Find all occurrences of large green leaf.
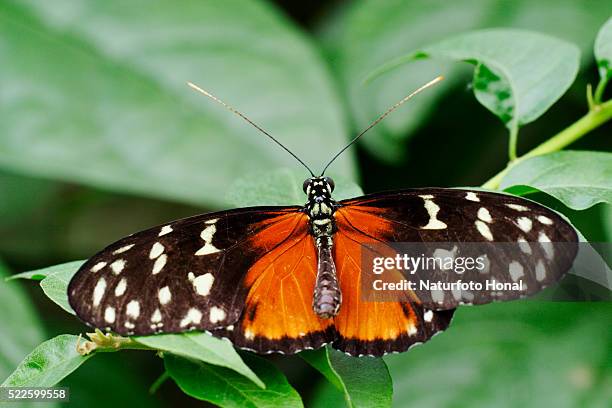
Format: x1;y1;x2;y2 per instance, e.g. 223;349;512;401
165;353;303;408
372;29;579;134
0;0;353;208
0;262;46;383
385;302;612;407
320;0;608;161
1;335;93;387
500;151;612;210
301;348;392;408
595;17;612;80
135;333;264;388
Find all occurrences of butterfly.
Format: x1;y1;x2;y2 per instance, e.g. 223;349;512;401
68;77;578;357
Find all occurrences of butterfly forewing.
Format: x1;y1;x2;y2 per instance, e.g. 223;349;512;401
68;206;304;336
338;188;578;310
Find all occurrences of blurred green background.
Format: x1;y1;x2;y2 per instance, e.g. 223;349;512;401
0;0;610;407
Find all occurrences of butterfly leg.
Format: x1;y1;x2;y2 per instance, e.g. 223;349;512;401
313;236;342;318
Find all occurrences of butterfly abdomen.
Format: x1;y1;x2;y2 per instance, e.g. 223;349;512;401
313;236;342;318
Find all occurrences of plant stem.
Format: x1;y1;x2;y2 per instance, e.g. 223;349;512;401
149;371;170;394
593;75;609;104
482;98;612;189
508;125;519;161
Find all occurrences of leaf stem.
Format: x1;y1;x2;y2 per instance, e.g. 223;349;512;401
149;371;170;394
508;125;519;161
593;75;609;104
482;98;612;189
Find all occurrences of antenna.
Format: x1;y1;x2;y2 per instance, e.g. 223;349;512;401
320;75;444;176
187;82;315;177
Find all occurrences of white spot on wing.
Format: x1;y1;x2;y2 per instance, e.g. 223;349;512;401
478;207;492;223
538;232;554;259
205;218;218;225
466;192;480;202
152;254;167;274
93;278;107;307
149;242;165;259
507;203;529;212
431;289;444;304
209;306;226;323
114;278;127;297
91;262;107;273
195;224;220;255
433;247;457;270
125;321;135;329
537;215;553;225
516;217;533;233
189;273;214;297
126;300;140;319
419;195;447;230
407;322;418;336
158;286;172;305
180;308;203;327
424;310;434;322
509;261;524;281
475;220;494;241
110;259;126;274
479;255;490;274
517;237;532;254
104;306;116;323
535;260;546;281
151;308;162;323
113;244;134;255
159;225;173;236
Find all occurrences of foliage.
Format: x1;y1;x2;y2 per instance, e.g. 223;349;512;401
0;1;610;407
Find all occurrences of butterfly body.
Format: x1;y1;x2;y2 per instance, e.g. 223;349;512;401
303;176;343;319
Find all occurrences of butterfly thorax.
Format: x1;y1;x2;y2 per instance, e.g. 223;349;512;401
303;177;342;319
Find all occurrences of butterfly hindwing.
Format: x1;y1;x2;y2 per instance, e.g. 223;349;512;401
332;219;455;356
337;188;578;310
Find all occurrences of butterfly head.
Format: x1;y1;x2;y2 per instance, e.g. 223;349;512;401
303;176;335;203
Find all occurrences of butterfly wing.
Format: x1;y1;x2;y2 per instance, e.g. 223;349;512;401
211;224;334;354
336;188;578;310
68;206;330;345
332;216;455;356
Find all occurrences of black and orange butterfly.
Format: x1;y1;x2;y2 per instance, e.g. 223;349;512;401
68;77;578;357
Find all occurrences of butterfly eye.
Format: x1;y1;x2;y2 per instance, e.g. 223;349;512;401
303;179;311;193
323;177;335;192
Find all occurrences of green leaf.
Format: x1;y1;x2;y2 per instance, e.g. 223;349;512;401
500;151;612;210
301;348;392;408
165;353;303;408
0;261;46;382
7;260;84;282
135;333;264;388
40;268;78;315
321;0;608;160
386;302;612;407
1;335;93;387
226;168;363;207
595;17;612;80
0;0;353;207
372;29;580;133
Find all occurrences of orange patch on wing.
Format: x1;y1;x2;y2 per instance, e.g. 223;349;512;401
242;214;332;340
333;208;419;341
